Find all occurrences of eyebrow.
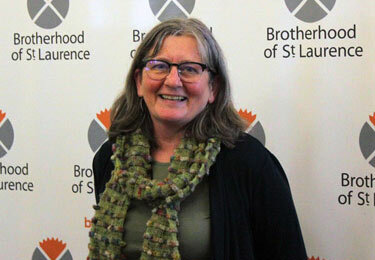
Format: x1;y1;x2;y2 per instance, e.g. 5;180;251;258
147;58;203;64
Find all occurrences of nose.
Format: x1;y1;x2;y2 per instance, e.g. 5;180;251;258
164;66;182;86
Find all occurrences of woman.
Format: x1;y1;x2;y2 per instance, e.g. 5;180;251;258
88;18;307;260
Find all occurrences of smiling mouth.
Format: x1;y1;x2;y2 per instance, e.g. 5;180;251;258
160;94;187;101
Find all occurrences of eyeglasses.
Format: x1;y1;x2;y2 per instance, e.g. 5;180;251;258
143;59;209;83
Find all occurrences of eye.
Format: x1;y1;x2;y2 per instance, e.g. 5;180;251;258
147;60;169;71
179;63;201;75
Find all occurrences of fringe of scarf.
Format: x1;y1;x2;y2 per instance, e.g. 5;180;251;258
88;130;221;259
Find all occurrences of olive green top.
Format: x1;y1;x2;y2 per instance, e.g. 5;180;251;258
123;161;210;260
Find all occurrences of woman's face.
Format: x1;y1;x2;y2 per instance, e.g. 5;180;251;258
135;35;215;131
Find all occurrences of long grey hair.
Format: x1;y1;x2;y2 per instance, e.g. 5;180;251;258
108;18;246;148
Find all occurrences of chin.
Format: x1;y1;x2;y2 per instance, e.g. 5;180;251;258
154;116;189;127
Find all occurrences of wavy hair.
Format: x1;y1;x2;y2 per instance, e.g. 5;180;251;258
108;18;246;148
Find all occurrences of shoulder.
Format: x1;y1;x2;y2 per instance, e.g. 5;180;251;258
216;133;288;184
93;140;113;165
219;133;270;170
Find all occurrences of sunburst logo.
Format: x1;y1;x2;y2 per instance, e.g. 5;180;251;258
370;112;375;126
0;110;6;123
359;112;375;168
32;237;73;260
88;109;111;152
0;109;15;158
238;109;266;146
308;257;327;260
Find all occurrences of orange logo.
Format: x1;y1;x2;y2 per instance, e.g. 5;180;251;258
39;238;66;260
88;108;111;152
96;108;111;130
308;257;327;260
237;108;266;146
238;108;256;128
359;112;375;168
0;110;6;124
32;237;72;260
369;112;375;127
0;109;14;158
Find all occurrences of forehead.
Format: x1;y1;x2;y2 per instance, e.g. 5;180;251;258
150;35;203;62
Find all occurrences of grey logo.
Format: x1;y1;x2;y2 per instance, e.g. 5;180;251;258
285;0;336;23
248;121;266;146
32;248;72;260
149;0;195;22
359;113;375;168
0;110;14;159
238;109;266;146
32;238;73;260
27;0;69;29
88;109;110;153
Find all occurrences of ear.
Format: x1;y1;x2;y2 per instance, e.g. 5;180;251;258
208;75;219;104
134;69;143;97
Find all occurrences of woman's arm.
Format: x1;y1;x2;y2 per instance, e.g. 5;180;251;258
250;150;307;259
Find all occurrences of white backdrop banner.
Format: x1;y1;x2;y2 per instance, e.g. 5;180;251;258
1;1;374;259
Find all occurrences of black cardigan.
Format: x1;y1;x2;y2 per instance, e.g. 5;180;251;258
93;134;307;260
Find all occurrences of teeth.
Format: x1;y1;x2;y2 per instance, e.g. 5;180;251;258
160;95;186;101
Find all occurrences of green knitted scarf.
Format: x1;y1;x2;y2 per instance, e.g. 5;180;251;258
88;130;221;260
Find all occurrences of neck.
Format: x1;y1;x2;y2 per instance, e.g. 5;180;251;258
152;122;185;163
